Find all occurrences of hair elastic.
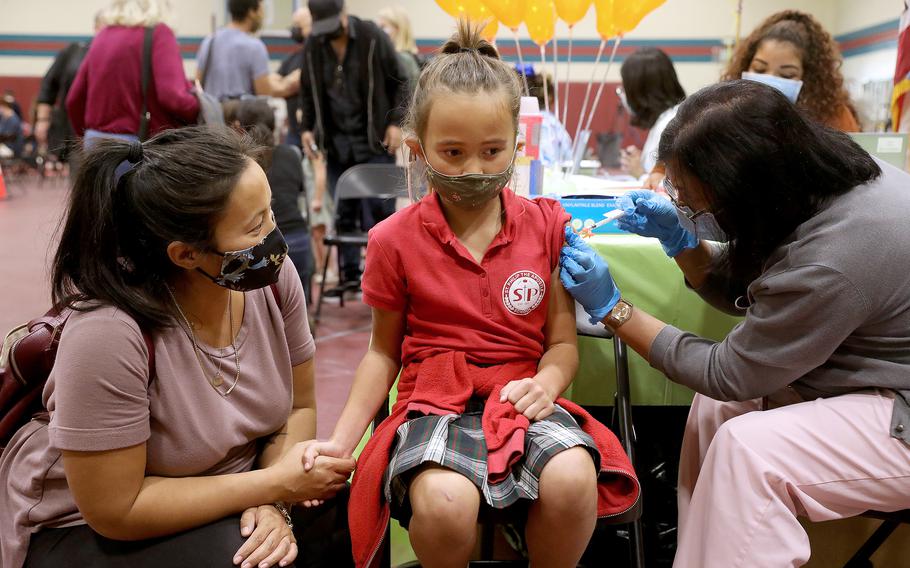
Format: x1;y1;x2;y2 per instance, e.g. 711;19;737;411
114;140;145;189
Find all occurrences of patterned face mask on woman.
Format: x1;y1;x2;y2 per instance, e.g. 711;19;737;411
197;225;289;291
420;143;517;210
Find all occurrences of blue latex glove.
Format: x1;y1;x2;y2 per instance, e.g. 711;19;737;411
560;227;621;324
616;189;698;257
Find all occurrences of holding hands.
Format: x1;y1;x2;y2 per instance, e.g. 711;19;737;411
269;441;354;508
616;189;698;257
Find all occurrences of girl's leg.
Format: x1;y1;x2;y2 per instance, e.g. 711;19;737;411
677;394;762;540
407;464;481;568
526;446;597;568
675;390;910;568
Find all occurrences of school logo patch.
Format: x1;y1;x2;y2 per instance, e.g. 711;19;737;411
502;270;546;316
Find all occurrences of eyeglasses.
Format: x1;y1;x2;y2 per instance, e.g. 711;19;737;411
662;177;708;221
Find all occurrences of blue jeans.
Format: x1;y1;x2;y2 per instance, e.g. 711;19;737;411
284;228;314;305
83;129;138;149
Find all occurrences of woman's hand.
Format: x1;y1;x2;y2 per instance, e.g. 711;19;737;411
500;378;555;421
268;442;354;505
233;505;296;568
311;196;323;213
560;227;621;324
616;190;698;257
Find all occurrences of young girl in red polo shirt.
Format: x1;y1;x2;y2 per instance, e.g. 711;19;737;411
302;21;638;568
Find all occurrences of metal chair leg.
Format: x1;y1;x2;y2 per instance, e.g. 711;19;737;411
844;519;900;568
613;337;645;568
314;243;333;326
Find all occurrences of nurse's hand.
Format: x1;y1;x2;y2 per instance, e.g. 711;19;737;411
560;227;621;324
616;189;698;258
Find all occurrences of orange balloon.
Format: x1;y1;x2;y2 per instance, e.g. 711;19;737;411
435;0;460;17
594;0;617;39
525;0;556;46
555;0;592;26
614;0;665;34
483;0;527;30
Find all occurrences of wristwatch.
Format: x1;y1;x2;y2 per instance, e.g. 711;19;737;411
604;299;634;331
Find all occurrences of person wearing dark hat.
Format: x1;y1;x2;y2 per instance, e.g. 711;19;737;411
300;0;408;296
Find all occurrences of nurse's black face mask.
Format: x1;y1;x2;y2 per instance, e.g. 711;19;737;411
197;226;289;291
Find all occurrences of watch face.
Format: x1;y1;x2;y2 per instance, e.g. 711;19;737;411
615;302;631;319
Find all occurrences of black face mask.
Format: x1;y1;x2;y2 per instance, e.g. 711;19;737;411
290;25;305;44
197;226;288;291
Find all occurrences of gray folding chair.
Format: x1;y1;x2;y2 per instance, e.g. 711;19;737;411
313;163;406;327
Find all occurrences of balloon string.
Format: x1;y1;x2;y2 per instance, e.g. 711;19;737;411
551;34;560;125
562;28;573;134
569;38;607;171
540;43;549;114
582;35;622;135
570;35;622;177
513;30;530;97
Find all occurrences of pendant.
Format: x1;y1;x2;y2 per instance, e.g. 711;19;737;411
212;373;224;387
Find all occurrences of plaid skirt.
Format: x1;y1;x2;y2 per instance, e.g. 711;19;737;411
383;399;600;527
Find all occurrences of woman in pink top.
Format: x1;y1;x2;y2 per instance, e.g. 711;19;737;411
0;126;354;568
66;0;199;143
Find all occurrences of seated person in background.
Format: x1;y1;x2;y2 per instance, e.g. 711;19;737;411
0;126;353;568
618;47;685;190
234;99;316;304
0;96;24;158
526;69;573;170
301;21;639;568
724;10;860;132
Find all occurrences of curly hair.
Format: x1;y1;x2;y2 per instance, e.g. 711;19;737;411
722;10;853;126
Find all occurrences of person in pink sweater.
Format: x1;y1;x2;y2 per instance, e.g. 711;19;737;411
66;0;199;145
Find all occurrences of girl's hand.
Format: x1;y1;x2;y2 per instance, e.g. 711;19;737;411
500;378;555;421
311;196;323;213
234;505;297;568
300;439;351;471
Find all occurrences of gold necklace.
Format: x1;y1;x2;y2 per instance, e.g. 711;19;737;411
167;287;241;396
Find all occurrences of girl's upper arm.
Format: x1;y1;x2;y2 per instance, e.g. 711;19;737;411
368;307;406;367
544;266;578;350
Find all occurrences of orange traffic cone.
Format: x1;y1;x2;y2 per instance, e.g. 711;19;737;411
0;164;7;201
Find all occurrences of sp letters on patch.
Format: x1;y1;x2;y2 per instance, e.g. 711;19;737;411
502;270;546;316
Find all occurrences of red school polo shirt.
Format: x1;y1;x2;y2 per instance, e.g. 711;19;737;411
362;188;570;366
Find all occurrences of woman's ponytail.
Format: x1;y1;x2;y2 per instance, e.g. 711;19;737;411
52;125;266;331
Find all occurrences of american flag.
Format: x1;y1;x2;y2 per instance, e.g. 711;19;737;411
892;0;910;130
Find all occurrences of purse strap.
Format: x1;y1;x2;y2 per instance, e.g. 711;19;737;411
201;31;217;90
138;26;154;141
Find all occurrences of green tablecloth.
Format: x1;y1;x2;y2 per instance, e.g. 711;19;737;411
566;234;743;406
